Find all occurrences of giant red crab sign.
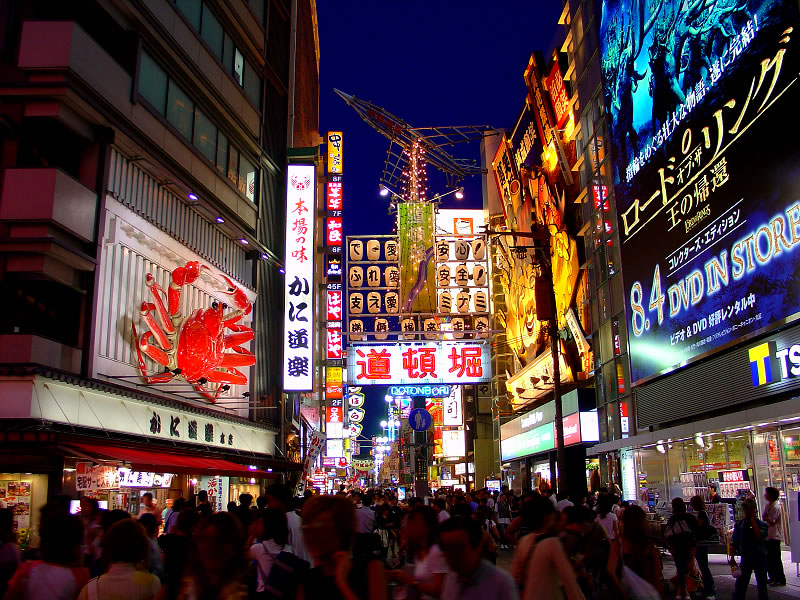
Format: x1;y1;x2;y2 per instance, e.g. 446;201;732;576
131;261;255;402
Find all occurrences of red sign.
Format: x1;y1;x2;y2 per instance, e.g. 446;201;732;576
327;328;343;359
720;470;746;483
545;60;570;128
326;383;343;399
524;52;555;150
327;290;342;321
326;406;343;424
326;179;343;210
562;413;582;446
326;217;343;246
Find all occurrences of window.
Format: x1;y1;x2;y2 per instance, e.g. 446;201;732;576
138;52;167;114
200;4;224;60
238;155;256;202
244;61;262;107
216;132;228;173
193;108;217;162
223;33;234;72
227;145;239;185
167;80;194;139
248;0;266;26
176;0;202;29
233;48;244;86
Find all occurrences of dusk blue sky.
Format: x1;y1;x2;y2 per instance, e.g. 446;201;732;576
317;0;563;440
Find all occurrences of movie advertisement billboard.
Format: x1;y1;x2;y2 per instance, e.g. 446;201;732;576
599;0;800;384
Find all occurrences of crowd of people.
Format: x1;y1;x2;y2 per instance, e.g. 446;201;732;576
0;482;787;599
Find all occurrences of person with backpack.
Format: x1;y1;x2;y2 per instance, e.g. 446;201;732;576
250;508;309;599
689;495;717;599
664;498;699;600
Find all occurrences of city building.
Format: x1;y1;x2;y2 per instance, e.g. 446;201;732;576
0;0;317;534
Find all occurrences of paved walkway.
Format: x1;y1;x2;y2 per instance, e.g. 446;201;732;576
496;547;799;599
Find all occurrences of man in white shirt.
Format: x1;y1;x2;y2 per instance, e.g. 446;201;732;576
265;483;310;563
433;498;450;523
353;492;376;533
763;486;786;587
554;493;574;512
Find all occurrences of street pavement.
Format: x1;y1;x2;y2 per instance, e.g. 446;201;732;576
496;547;799;599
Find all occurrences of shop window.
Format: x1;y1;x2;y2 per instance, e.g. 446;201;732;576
200;3;224;60
166;80;194;140
598;282;610;323
267;2;290;83
665;441;687;502
598;320;613;365
193;108;217;163
176;0;202;29
138;52;167;114
609;274;624;318
593;246;608;285
216;132;228;173
637;445;668;508
781;426;800;496
606;241;621;277
615;357;630;396
602;361;618;403
611;314;625;356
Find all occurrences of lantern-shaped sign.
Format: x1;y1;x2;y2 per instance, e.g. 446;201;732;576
454;240;470;261
384;240;399;262
436;240;450;261
349;408;365;423
472;238;486;260
349;266;363;288
349;240;363;261
437;265;450;287
349;319;364;341
474;290;488;313
349;293;363;314
474;315;490;338
438;291;452;314
366;265;381;287
451;317;465;339
454;264;470;286
473;264;487;286
385;266;400;288
366;240;380;261
349;423;363;438
401;318;416;340
348;389;365;407
456;291;471;314
367;291;381;314
423;318;438;340
374;318;389;341
385;291;400;314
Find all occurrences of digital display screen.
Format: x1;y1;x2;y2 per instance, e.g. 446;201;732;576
599;0;800;384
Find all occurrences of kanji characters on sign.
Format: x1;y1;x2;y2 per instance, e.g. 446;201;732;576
348;343;490;384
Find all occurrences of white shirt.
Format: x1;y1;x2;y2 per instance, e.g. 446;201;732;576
411;544;449;600
555;499;574;512
763;500;784;542
596;512;618;540
355;504;376;533
437;510;450;523
251;540;291;592
286;510;310;563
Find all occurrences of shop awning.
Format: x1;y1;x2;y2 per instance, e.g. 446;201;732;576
62;442;278;479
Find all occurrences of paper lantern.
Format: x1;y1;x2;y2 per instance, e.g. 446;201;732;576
454;264;470;286
349;293;363;314
384;240;399;262
367;291;381;314
437;264;450;287
438;291;452;313
474;290;488;313
349;240;363;261
454;240;469;261
401;318;416;340
423;318;438;340
348;266;363;288
473;264;487;286
474;316;489;339
472;238;486;260
451;317;465;339
385;292;400;314
349;319;364;341
436;240;450;261
385;266;400;288
366;240;380;261
374;318;389;341
456;291;470;314
366;265;381;287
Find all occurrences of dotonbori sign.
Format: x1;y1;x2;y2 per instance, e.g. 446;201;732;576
283;163;315;391
388;385;452;397
346;342;491;385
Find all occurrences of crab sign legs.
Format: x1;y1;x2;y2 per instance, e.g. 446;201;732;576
131;261;256;402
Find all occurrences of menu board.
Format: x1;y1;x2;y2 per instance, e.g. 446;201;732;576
0;480;31;533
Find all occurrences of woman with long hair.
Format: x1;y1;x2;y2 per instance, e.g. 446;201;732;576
689;495;716;599
595;495;619;541
607;504;664;599
298;495;386;600
175;512;248;600
665;498;699;600
387;505;447;600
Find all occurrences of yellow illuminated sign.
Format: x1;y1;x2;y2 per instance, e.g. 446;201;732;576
327;131;343;174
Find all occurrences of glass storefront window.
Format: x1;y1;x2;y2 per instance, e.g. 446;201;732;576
637;445;667;509
666;441;687;502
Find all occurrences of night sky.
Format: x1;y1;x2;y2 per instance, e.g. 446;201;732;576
317;0;564;440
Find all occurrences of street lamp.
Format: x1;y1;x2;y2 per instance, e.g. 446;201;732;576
379;185;390;197
380;420;388;428
455;187;465;199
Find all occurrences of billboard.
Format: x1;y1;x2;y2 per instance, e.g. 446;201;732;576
327;132;342;174
346;342;491;385
283;164;315;391
599;0;800;384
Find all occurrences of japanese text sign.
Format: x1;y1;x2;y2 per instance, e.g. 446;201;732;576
326;176;343;210
326;406;344;439
327;327;343;359
545;59;570;128
524;52;555;149
283;164;315;391
327;131;343;174
599;0;800;384
346;342;491;385
326;217;343;246
327;290;342;321
442;387;463;426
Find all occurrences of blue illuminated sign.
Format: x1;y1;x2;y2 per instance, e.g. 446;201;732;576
388;385;451;398
599;0;800;384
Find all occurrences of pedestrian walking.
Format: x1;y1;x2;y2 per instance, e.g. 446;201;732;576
762;487;786;587
606;504;664;600
250;507;309;598
664;497;699;600
689;495;717;599
496;494;512;548
0;509;21;597
729;498;769;600
595;495;619;541
138;493;162;529
386;504;447;600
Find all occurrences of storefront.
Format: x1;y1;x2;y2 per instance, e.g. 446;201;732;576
592;322;800;542
500;389;599;495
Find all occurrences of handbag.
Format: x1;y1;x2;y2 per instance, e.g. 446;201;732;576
619;544;660;600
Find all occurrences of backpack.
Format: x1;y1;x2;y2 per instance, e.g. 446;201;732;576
261;550;310;599
664;516;696;548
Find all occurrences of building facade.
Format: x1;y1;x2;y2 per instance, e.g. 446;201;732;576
0;0;317;537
